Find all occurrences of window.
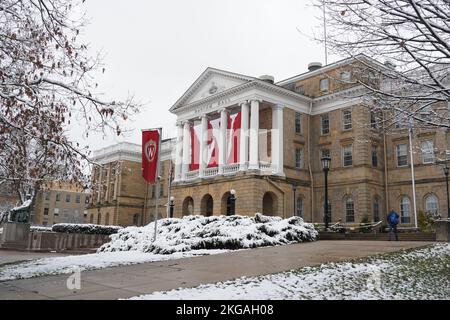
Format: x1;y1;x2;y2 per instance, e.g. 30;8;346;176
54;208;59;216
343;145;353;167
320;114;329;135
320;78;329;92
370;112;377;129
151;186;155;199
396;144;408;167
43;208;49;216
372;145;378;167
76;194;81;203
345;197;355;222
295;84;305;94
45;192;50;201
421;140;434;164
159;183;164;197
296;197;304;217
105;212;110;226
97;212;101;224
342;109;352;130
373;198;380;221
295;148;303;169
340;71;351;81
400;196;411;223
295;112;302;133
425;194;438;216
56;193;61;201
89;215;94;224
65;194;71;203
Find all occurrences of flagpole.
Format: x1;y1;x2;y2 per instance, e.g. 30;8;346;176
408;118;418;228
153;127;162;241
166;159;172;218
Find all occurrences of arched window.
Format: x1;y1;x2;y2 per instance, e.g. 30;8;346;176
97;212;101;225
373;197;380;221
345;196;354;222
296;197;304;217
89;214;94;224
400;196;411;223
425;194;438;216
105;212;110;226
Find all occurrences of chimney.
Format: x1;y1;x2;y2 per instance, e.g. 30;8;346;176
308;62;322;72
259;75;275;84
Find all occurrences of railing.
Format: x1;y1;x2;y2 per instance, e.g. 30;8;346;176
203;167;219;178
185;170;199;180
222;163;240;175
259;161;272;172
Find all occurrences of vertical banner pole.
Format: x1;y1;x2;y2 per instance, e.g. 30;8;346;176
166;159;172;218
153;128;162;241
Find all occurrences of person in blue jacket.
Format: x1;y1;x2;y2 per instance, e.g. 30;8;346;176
387;208;399;241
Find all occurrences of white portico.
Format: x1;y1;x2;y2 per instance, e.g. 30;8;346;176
170;68;311;183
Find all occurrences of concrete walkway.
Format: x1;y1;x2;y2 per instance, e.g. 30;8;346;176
0;240;433;300
0;250;72;266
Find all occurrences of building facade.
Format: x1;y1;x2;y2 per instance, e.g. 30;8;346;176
88;57;449;227
33;181;88;226
87;140;174;226
169;57;450;225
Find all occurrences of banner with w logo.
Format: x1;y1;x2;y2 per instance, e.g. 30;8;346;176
142;129;160;183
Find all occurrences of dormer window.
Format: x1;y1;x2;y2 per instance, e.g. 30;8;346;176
295;84;305;94
340;71;351;82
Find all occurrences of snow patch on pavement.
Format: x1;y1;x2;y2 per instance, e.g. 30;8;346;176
131;244;450;300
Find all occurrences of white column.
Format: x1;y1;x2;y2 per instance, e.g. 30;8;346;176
248;99;260;170
272;105;284;176
199;114;209;178
181;121;191;180
239;101;249;171
218;108;228;174
174;121;183;181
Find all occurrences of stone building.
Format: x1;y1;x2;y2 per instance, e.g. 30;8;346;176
169;56;449;226
33;181;88;226
86;140;174;226
88;56;449;227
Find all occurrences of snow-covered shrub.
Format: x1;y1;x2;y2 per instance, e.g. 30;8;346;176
52;223;122;235
30;226;53;232
98;213;318;254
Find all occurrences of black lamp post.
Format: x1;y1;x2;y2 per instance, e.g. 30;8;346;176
292;184;297;216
321;156;331;230
169;196;175;218
229;189;236;216
444;164;450;219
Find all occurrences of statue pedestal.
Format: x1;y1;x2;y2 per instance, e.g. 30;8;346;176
0;222;30;250
435;220;450;242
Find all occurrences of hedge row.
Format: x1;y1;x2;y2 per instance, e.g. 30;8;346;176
52;223;122;235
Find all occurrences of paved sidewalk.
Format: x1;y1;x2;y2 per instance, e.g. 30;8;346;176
0;240;433;300
0;250;71;266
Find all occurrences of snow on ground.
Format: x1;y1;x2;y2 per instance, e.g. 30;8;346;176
98;213;318;254
131;244;450;300
0;249;228;282
0;213;316;281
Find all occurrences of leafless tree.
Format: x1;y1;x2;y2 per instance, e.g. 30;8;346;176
0;0;140;207
314;0;450;131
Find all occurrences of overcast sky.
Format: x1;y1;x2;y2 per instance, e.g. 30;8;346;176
73;0;340;151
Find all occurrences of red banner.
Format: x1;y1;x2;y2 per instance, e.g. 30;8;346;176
142;129;160;183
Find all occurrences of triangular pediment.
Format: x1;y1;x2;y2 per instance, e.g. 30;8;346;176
170;68;255;112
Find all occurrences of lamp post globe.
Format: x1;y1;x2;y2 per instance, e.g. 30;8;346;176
321;156;331;230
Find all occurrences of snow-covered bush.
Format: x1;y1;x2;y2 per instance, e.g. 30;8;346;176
98;213;318;254
30;226;53;232
52;223;122;235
